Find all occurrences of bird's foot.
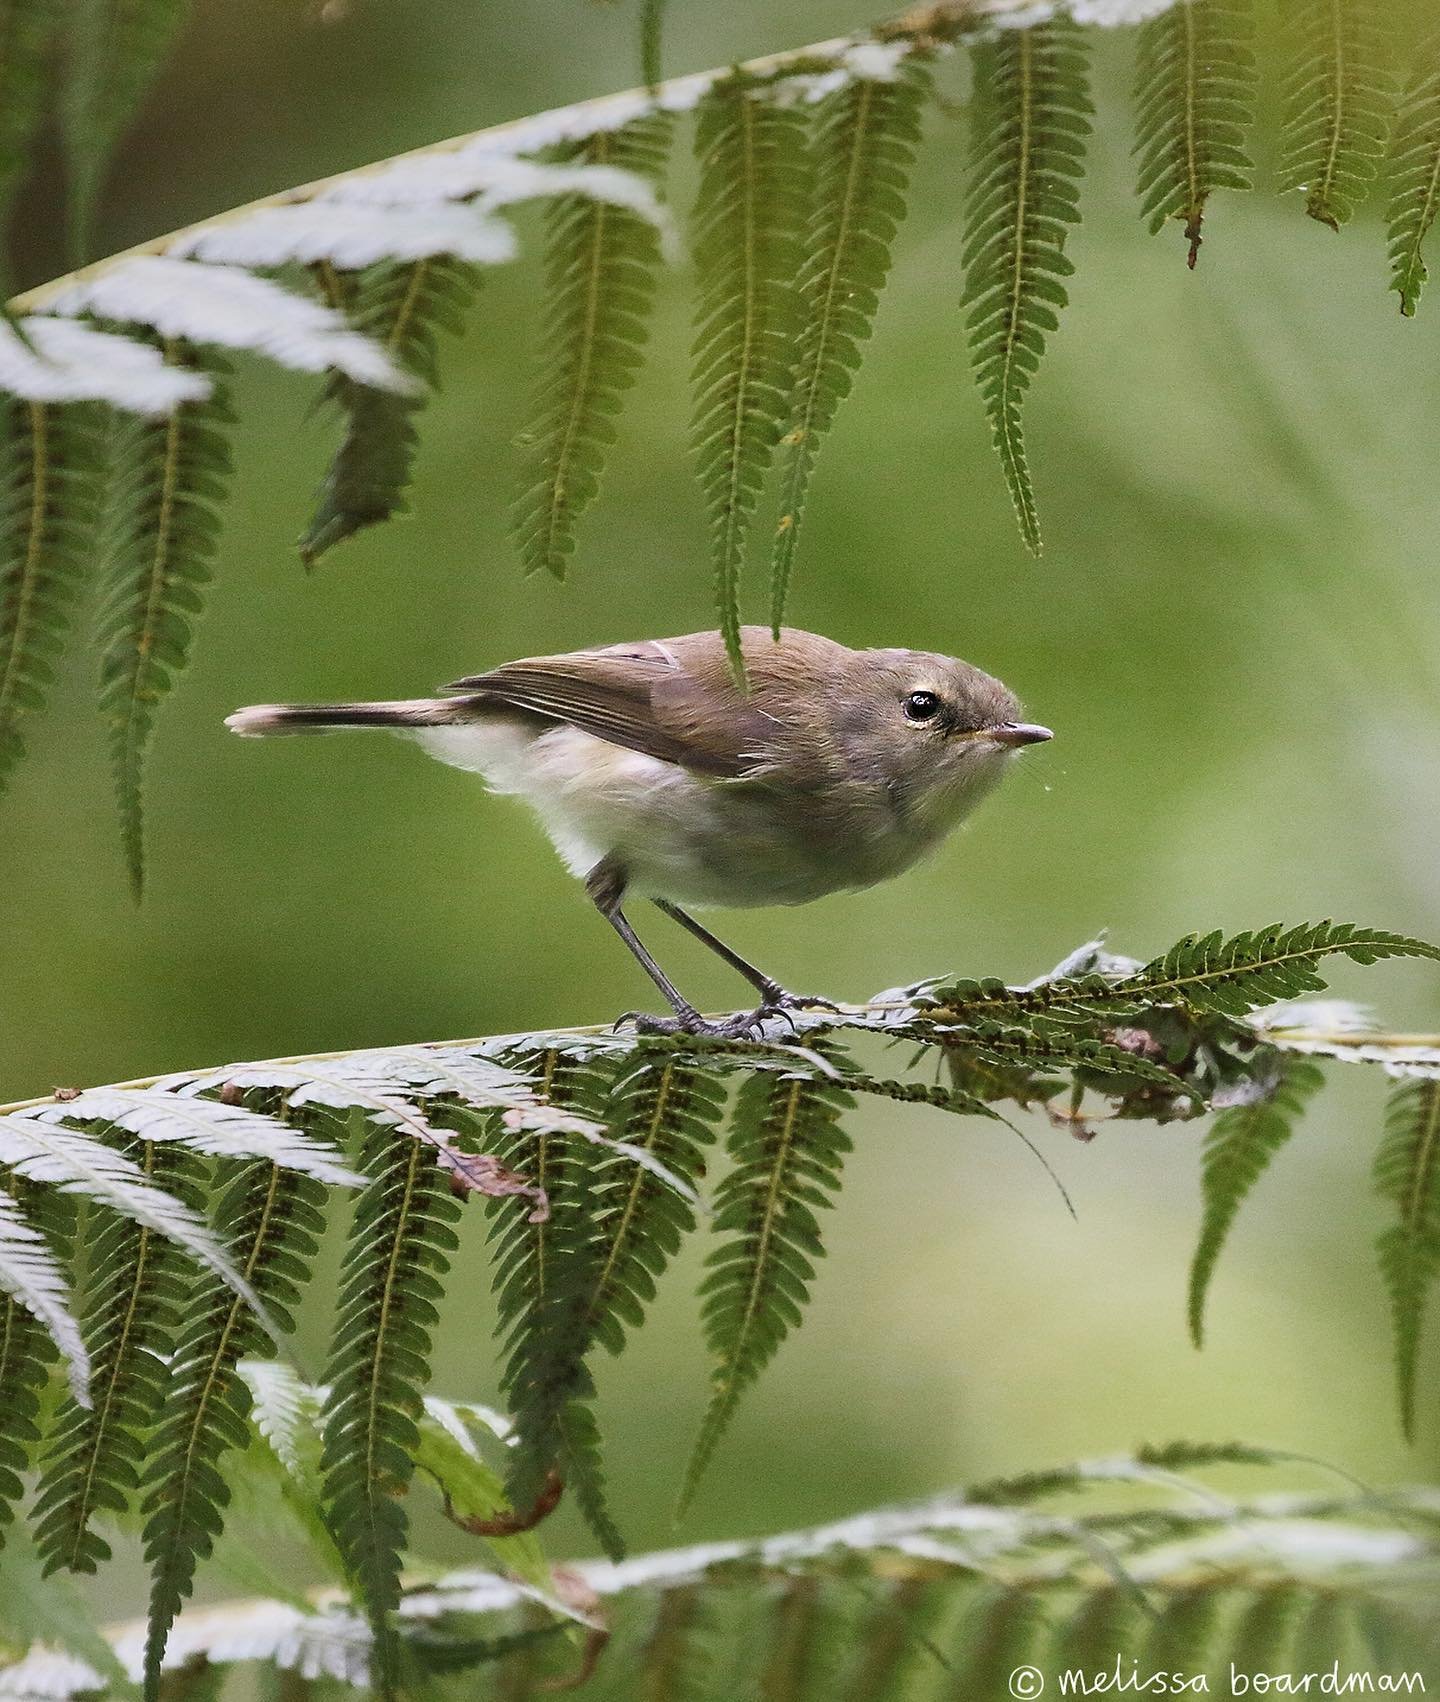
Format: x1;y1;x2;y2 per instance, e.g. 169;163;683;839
758;983;841;1018
617;1004;779;1041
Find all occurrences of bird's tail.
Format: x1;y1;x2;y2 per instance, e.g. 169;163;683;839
225;696;484;737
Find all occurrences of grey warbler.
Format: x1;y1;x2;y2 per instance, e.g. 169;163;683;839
227;626;1051;1037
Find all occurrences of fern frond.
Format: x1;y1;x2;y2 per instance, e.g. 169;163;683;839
0;1183;73;1547
1385;34;1440;315
510;115;672;581
0;0;57;240
953;1585;1048;1697
299;257;480;566
683;1066;854;1509
94;344;232;897
962;19;1092;556
1133;0;1256;267
319;1115;463;1694
485;1047;623;1552
1279;0;1396;231
1373;1076;1440;1439
140;1161;326;1702
62;0;191;262
0;1183;83;1403
771;60;929;631
0;400;100;797
581;1056;724;1359
1188;1060;1323;1348
32;1141;203;1575
690;78;808;677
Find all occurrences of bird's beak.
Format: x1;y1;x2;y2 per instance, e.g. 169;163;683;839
989;722;1053;747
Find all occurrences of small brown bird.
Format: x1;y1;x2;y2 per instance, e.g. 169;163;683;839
227;627;1051;1036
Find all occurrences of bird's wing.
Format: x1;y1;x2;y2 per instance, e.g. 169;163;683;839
446;636;779;778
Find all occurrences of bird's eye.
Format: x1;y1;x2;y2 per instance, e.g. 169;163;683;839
903;690;942;724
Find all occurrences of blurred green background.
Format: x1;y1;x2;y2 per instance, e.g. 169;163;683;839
2;0;1438;1614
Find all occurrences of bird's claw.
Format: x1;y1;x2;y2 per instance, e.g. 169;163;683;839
619;1007;777;1041
760;987;841;1017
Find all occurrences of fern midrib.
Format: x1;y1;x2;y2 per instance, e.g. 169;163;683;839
114;379;185;778
541;140;613;567
1400;1081;1440;1240
1315;0;1349;216
997;30;1036;473
359;1133;424;1579
64;1164;161;1566
153;1164;282;1598
714;94;765;600
784;79;874;496
1116;935;1410;1003
1181;0;1201;234
721;1077;804;1397
384;259;430;359
0;402;49;723
587;1063;676;1323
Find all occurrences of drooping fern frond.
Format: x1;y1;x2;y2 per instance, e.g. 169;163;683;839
300;258;481;566
1133;0;1256;267
61;0;192;262
0;399;100;798
140;1160;327;1702
962;18;1093;556
690;77;808;677
94;343;233;897
771;54;929;632
1188;1059;1324;1347
683;1064;854;1509
31;1141;203;1576
319;1114;464;1695
1279;0;1396;231
1385;33;1440;315
510;115;673;581
1373;1076;1440;1440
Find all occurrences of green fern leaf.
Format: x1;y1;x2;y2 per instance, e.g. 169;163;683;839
1188;1060;1324;1348
1372;1076;1440;1439
952;1585;1048;1699
962;19;1092;557
683;1065;854;1509
1279;0;1396;231
691;77;809;678
582;1056;724;1358
771;60;929;633
1054;1586;1149;1680
1385;34;1440;314
1142;1586;1230;1679
299;257;479;565
140;1161;326;1702
32;1140;203;1575
0;0;58;242
94;346;232;898
0;400;100;799
1133;0;1256;267
319;1115;463;1693
0;1182;74;1548
510;115;672;581
485;1046;624;1553
62;0;192;262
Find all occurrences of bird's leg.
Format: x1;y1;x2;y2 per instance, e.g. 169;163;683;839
588;862;770;1038
653;900;839;1017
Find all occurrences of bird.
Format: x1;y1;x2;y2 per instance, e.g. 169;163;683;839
226;626;1051;1037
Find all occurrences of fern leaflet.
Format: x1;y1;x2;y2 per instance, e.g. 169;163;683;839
300;257;479;565
690;77;808;678
140;1160;325;1702
683;1065;853;1509
1279;0;1395;230
1133;0;1256;267
33;1140;203;1575
510;115;672;581
0;400;100;798
61;0;191;262
319;1114;463;1694
771;60;929;632
962;19;1092;557
1188;1061;1323;1348
94;345;232;897
1372;1076;1440;1439
1385;34;1440;315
